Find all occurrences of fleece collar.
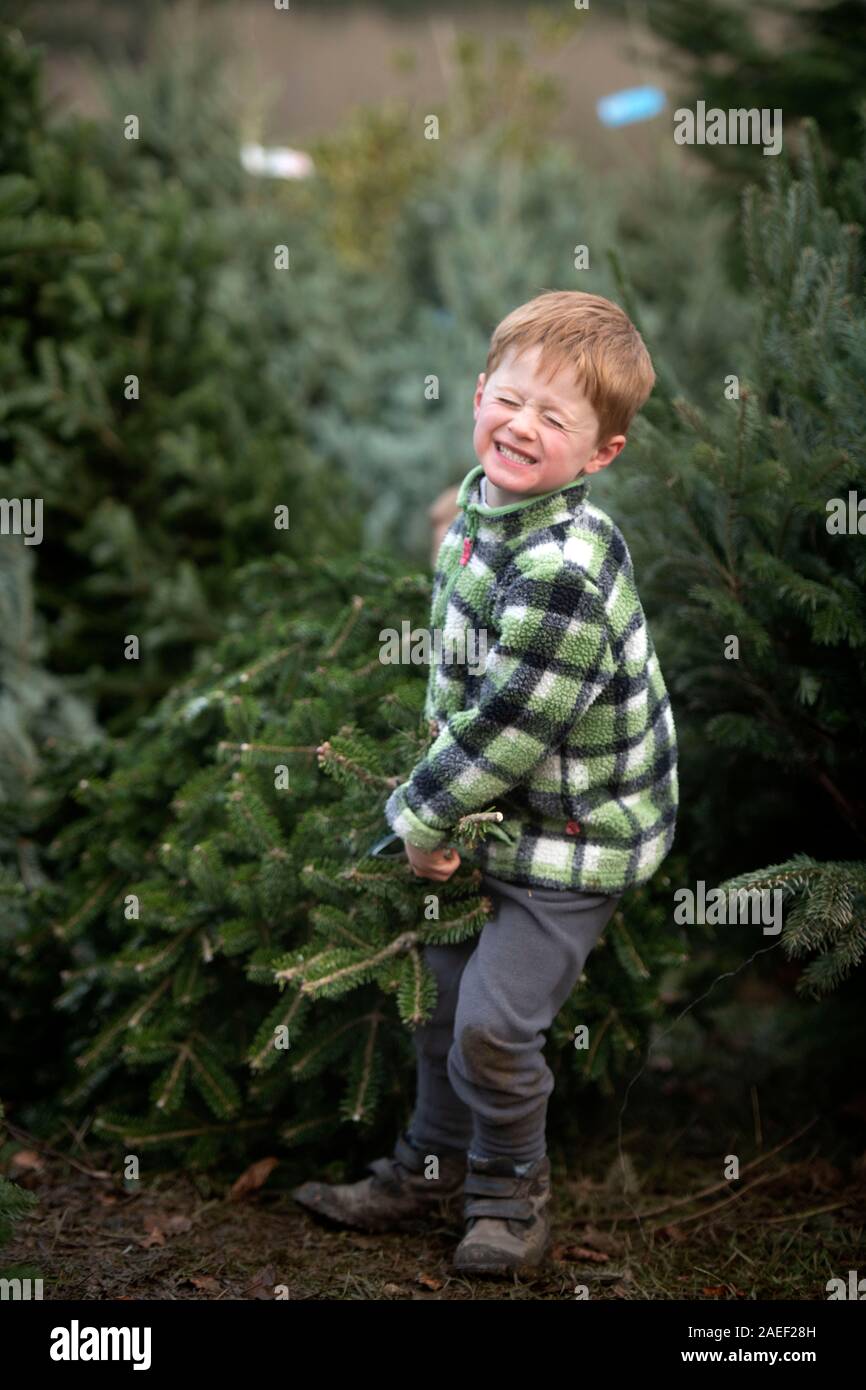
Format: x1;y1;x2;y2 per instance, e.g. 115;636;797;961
456;464;591;555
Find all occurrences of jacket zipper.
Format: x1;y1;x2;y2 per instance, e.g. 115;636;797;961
438;507;480;613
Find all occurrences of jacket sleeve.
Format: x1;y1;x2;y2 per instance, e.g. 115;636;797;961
383;560;617;851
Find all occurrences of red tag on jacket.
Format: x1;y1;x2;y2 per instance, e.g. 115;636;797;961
460;537;473;566
565;820;581;836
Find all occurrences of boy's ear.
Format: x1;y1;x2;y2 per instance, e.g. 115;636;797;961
584;434;626;473
473;372;487;415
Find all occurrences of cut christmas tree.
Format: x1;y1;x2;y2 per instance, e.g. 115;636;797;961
23;552;689;1176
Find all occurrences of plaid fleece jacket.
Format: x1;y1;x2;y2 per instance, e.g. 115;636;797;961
384;464;678;893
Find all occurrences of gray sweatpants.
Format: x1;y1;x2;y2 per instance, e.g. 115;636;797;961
407;871;620;1166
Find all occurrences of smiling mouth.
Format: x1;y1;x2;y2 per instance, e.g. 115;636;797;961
494;441;538;466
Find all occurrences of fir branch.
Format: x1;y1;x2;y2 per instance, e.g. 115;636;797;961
52;872;123;940
324;594;365;660
316;740;400;789
75;977;173;1070
247;992;306;1072
154;1042;191;1112
217;741;318;756
93;1118;268;1146
299;930;420;994
346;1010;384;1122
289;1014;380;1079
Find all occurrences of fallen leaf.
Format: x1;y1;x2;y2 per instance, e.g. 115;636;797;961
10;1150;46;1173
230;1157;279;1201
576;1225;622;1254
140;1225;166;1249
416;1272;443;1290
189;1275;221;1294
139;1212;191;1247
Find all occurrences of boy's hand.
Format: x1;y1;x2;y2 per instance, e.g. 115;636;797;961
404;840;462;882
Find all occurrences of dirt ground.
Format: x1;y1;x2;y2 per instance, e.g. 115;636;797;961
5;1105;865;1301
6;969;865;1300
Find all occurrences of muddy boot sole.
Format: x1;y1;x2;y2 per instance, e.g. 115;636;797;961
291;1177;463;1234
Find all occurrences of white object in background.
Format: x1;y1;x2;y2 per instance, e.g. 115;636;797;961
240;142;315;179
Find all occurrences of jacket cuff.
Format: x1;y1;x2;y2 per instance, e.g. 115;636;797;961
384;783;451;853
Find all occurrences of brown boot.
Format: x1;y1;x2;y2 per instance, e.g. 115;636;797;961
452;1152;552;1277
291;1130;468;1233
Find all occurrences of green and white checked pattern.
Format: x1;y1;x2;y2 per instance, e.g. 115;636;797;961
384;464;679;893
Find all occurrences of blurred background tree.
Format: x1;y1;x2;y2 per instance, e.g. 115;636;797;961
645;0;866;181
0;24;353;732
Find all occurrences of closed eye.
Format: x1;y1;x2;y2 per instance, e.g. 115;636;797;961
497;395;565;429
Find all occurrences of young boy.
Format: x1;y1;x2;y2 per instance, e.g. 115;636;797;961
292;290;678;1277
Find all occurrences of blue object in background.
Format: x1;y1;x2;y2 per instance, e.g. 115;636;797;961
597;85;666;128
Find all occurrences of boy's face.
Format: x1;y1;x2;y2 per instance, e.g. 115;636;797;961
472;344;626;506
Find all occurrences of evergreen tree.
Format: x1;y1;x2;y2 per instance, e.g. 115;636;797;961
720;854;866;998
645;0;866;184
21;552;688;1173
0;23;353;730
0;21;356;1097
606;115;866;984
